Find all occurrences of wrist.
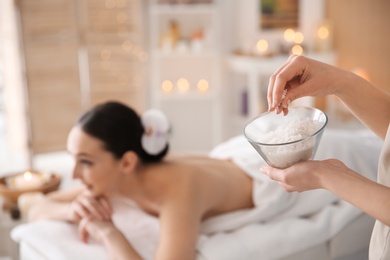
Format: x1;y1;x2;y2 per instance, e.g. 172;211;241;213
315;159;349;192
315;167;331;190
100;223;121;243
333;68;364;98
66;204;77;222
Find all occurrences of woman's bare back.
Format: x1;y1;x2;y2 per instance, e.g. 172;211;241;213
139;155;254;220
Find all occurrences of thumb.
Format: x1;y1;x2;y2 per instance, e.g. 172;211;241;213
260;165;285;183
261;166;295;192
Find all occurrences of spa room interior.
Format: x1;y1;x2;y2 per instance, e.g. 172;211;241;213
0;0;389;259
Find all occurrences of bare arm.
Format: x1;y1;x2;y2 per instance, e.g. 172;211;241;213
268;55;390;139
78;218;143;260
334;71;390;139
155;193;201;260
27;186;83;222
28;185;112;223
263;55;390;227
78;188;202;260
320;160;390;226
261;159;390;226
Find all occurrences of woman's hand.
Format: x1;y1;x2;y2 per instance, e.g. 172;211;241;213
78;217;117;244
69;191;113;223
267;55;349;114
260;159;349;192
78;217;143;259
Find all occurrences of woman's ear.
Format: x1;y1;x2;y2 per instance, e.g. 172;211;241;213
120;151;139;174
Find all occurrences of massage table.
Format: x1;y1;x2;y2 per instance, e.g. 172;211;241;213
11;127;383;260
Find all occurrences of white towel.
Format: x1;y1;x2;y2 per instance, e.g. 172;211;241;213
201;135;338;234
11;195;358;260
196;200;362;260
12;198;159;260
11;129;384;260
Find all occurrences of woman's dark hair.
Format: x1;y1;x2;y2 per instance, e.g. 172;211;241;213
76;101;168;163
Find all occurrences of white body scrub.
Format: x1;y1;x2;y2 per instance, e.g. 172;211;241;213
258;118;321;168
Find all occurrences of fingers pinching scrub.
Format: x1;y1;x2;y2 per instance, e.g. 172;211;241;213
244;106;328;169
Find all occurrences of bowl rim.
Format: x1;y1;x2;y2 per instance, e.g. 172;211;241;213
243;106;328;146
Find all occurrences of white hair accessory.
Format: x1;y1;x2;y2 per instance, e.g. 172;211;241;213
141;109;170;155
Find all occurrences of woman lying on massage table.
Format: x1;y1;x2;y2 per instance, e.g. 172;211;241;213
27;101;254;260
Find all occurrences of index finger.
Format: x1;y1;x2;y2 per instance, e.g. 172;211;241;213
269;55;306;112
267;55;296;111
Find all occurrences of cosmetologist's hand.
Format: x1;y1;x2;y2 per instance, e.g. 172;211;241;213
260;159;349;192
267;55;349;114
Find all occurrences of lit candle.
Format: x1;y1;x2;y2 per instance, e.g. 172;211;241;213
315;20;332;53
161;80;173;93
291;44;303;55
293;32;304;44
255;39;269;56
11;171;45;190
177;78;189;92
284;29;295;43
197;79;209;92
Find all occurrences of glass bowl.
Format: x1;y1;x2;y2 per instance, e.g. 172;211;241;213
244;106;328;169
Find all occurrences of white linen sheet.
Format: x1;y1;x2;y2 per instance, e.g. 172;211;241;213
11;128;384;260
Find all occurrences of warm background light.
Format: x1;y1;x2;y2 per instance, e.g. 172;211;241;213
161;80;173;92
256;39;268;53
284;29;295;43
293;32;304;44
24;171;32;181
291;45;303;55
100;49;111;60
177;78;189;92
197;79;209;92
116;12;127;23
317;26;330;39
138;51;149;62
122;40;133;51
352;67;370;81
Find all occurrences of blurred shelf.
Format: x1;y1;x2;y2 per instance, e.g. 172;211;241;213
148;0;223;152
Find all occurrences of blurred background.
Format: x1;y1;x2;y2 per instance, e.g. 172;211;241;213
0;0;389;174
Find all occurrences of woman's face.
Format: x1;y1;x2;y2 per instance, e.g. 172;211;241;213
67;126;121;197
